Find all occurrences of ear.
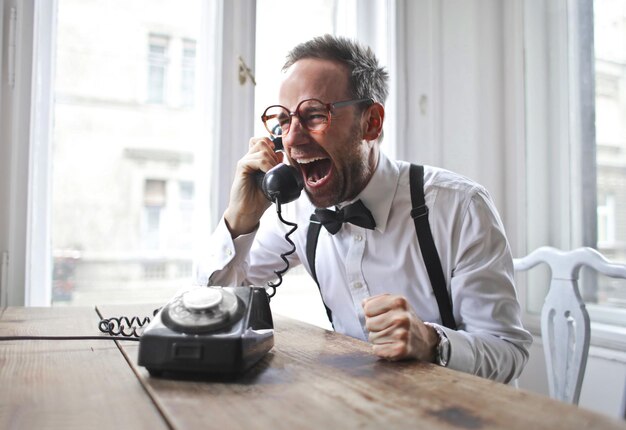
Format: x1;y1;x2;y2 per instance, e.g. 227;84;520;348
362;103;385;142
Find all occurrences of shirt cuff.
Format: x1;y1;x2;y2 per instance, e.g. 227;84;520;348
438;325;475;373
195;217;257;285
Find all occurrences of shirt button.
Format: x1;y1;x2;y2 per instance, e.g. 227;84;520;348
226;249;233;256
354;282;363;289
354;234;362;242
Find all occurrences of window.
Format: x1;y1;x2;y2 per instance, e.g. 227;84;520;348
49;0;210;306
181;39;197;107
177;180;195;245
144;179;167;206
588;0;626;325
595;0;626;265
143;261;167;279
148;33;170;104
179;181;194;203
143;179;166;250
523;1;626;343
597;194;616;246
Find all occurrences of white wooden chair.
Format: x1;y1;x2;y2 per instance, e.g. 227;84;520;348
514;246;626;405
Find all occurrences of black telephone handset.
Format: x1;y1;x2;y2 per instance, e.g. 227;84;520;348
253;136;304;204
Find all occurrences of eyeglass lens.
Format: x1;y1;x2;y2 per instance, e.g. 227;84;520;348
263;99;330;136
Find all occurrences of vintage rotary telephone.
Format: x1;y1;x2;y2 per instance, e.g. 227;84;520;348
137;286;275;376
136;134;304;377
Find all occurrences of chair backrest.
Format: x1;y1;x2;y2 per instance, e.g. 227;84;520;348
514;246;626;405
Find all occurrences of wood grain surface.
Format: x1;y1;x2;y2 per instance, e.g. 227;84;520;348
2;305;625;430
97;304;626;430
0;306;169;430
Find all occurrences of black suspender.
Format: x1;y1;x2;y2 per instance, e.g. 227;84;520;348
306;215;334;325
306;164;457;330
409;164;457;330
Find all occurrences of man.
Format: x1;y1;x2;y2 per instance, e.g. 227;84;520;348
197;35;532;383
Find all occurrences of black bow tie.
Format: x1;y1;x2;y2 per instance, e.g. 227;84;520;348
313;199;376;235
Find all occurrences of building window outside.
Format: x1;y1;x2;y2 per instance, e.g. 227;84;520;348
597;194;616;246
178;180;194;243
181;39;196;107
143;261;167;279
144;206;162;248
148;33;170;104
143;179;166;250
179;180;194;203
144;179;167;206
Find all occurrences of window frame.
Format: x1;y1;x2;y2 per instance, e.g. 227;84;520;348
0;0;56;306
206;0;257;230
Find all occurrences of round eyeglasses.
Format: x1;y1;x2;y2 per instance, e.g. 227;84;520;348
261;98;373;138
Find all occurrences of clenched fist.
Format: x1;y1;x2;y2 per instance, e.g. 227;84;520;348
362;293;439;362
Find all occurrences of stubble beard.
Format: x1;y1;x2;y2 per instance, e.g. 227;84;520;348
305;122;371;208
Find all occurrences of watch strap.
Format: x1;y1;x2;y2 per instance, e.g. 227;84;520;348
425;322;450;367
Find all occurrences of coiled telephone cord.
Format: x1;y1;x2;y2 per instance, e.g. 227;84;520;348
0;308;160;341
265;201;298;299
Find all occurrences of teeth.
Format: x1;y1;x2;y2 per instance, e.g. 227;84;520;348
297;157;326;164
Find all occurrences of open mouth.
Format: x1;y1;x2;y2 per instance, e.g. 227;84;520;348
297;157;332;186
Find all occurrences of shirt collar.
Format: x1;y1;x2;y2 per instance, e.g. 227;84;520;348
338;151;399;234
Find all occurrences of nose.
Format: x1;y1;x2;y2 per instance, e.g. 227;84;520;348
282;115;307;148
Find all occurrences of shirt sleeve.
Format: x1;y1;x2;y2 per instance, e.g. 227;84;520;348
442;187;533;383
193;216;256;286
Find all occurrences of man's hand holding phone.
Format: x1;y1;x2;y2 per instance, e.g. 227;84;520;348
224;137;283;238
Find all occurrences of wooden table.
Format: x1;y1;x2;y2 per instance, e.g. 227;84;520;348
1;305;625;430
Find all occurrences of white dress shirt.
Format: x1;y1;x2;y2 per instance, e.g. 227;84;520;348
196;151;532;383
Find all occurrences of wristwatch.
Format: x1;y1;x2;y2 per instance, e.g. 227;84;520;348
425;323;450;367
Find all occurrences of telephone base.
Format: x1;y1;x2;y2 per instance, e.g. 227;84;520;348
137;286;274;376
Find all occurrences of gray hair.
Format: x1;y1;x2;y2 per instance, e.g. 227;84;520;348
283;34;389;105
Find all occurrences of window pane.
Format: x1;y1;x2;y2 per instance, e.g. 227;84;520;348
51;0;211;305
593;0;626;310
181;38;197;107
147;34;170;104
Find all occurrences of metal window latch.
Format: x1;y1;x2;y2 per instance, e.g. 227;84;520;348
238;56;256;86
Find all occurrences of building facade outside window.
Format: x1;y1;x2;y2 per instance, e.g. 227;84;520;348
51;0;207;305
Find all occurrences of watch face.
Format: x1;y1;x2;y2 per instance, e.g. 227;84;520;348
426;323;450;367
437;335;450;367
